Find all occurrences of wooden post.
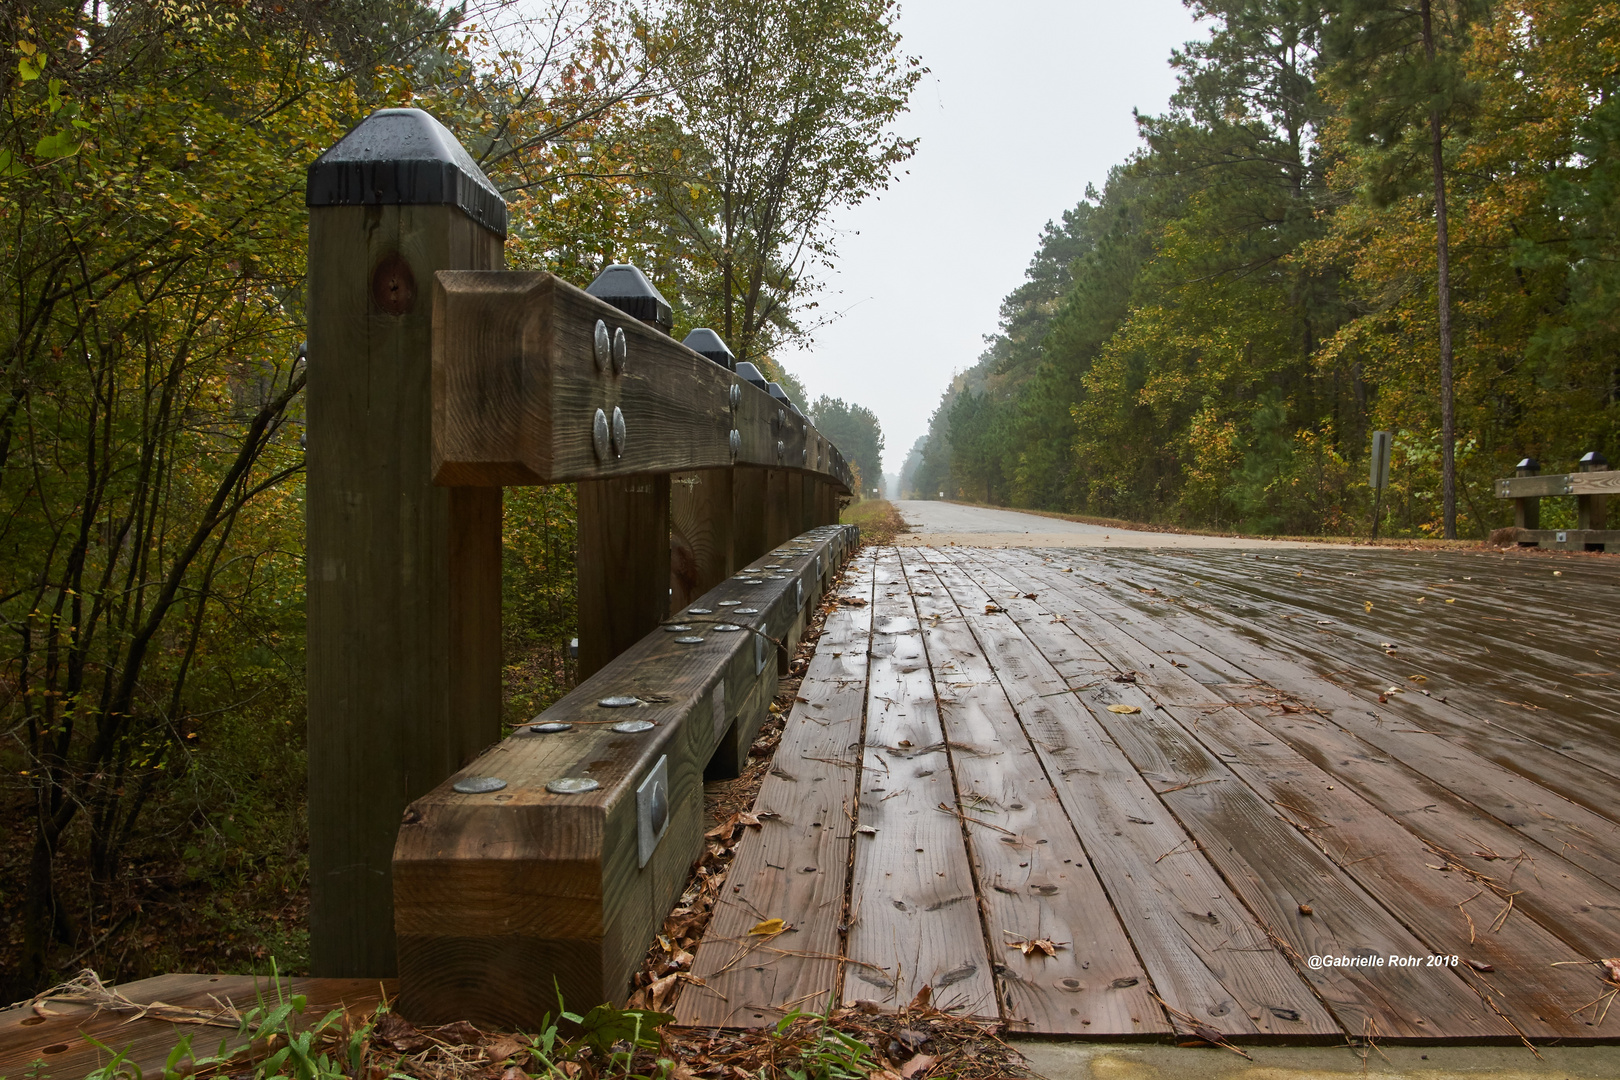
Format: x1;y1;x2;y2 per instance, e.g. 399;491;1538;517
786;472;806;539
305;108;506;977
670;469;734;612
1577;452;1609;531
733;467;768;568
1514;458;1540;531
576;264;676;677
577;476;672;678
764;469;790;548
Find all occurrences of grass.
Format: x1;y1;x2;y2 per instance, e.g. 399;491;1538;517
839;499;909;546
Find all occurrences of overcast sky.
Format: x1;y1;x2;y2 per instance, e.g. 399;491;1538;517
779;0;1205;488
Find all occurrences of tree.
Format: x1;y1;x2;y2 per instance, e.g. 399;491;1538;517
809;396;884;495
1323;0;1488;537
650;0;922;364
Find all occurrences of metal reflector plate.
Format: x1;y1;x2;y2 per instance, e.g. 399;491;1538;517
637;755;670;867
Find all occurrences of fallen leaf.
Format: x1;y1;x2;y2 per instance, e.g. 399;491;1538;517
500;1067;529;1080
1298;904;1313;916
1554;570;1563;577
856;825;878;836
1106;704;1141;714
1022;592;1038;600
1408;674;1427;682
649;971;680;1010
737;811;761;828
1417;596;1427;603
1445;598;1455;604
1112;673;1137;683
484;1037;526;1063
1377;694;1388;704
984;603;1003;614
1466;959;1494;973
908;984;933;1010
747;918;786;936
434;1020;484;1046
899;1053;935;1079
1007;936;1069;957
1602;958;1620;984
1364;601;1374;613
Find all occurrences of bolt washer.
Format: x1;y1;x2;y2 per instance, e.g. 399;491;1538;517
612;719;656;734
453;776;507;794
598;695;640;708
530;722;572;734
547;777;600;795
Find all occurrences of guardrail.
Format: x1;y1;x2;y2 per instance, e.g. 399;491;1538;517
1493;453;1617;551
302;107;857;1015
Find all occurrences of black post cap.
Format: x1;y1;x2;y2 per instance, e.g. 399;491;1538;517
585;264;673;335
682;328;735;370
766;382;790;404
1580;451;1609;469
735;362;769;391
1516;457;1539;474
306;108;507;237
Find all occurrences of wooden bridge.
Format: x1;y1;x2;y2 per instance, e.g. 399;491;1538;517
13;109;1616;1074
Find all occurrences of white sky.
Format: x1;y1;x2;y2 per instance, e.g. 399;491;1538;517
780;1;1204;484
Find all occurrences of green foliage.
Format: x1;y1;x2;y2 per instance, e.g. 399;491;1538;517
809;396;885;495
913;0;1620;539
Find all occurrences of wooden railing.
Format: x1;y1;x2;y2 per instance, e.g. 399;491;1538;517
303;107;855;1023
1493;453;1617;551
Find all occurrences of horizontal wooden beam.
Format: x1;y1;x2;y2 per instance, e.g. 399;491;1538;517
1507;527;1620;551
1494;470;1620;498
432;271;854;491
394;524;858;1029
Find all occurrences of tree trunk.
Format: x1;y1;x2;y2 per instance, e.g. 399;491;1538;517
1422;0;1458;539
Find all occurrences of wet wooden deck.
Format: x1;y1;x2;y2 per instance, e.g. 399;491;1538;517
674;544;1620;1043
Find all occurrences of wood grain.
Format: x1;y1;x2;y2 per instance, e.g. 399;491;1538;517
899;550;1167;1036
675;554;877;1027
431;271;852;491
843;554;998;1018
1495;470;1620;498
577;475;672;679
923;553;1338;1039
984;549;1620;1038
306;203;505;978
961;550;1518;1041
395;528;852;1027
671;469;735;613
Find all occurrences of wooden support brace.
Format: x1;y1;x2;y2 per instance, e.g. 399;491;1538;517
671;468;735;613
577;476;672;679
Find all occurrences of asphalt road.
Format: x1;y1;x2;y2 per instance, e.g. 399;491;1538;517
893;500;1328;549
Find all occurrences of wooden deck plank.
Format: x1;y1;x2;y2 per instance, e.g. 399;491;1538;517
1131;550;1620;796
986;549;1620;1039
675;554;877;1028
0;974;392;1080
896;549;1168;1037
919;552;1341;1040
1065;551;1620;913
956;550;1522;1041
843;553;998;1018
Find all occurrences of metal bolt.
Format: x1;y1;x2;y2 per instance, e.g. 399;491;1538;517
598;695;640;708
675;635;706;644
713;623;742;632
777;408;786;430
453;776;507;794
611;406;626;456
730;384;741;409
664;624;694;632
777;439;784;462
689;607;714;614
612;719;656;734
592;408;610;460
530;722;572;734
735;607;760;614
612;327;628;374
547;777;600;794
593;320;611;371
730;429;741;460
718;600;741;606
803;447;809;464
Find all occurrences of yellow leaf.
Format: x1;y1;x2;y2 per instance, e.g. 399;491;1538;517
748;918;786;936
1445;598;1455;604
1363;601;1373;613
1106;704;1140;714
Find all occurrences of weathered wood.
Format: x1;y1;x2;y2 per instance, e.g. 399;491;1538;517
1512;527;1620;551
843;553;997;1018
577;476;672;679
676;554;877;1027
671;469;735;614
924;555;1339;1039
307;197;505;977
0;974;393;1079
899;550;1167;1036
1494;470;1620;498
961;551;1520;1041
986;549;1620;1036
786;472;806;540
732;467;769;570
765;469;791;550
396;527;852;1027
431;271;852;491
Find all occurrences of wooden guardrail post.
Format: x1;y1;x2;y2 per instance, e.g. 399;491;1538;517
1577;451;1609;531
671;330;739;610
305;108;507;977
1514;457;1540;531
576;265;674;678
